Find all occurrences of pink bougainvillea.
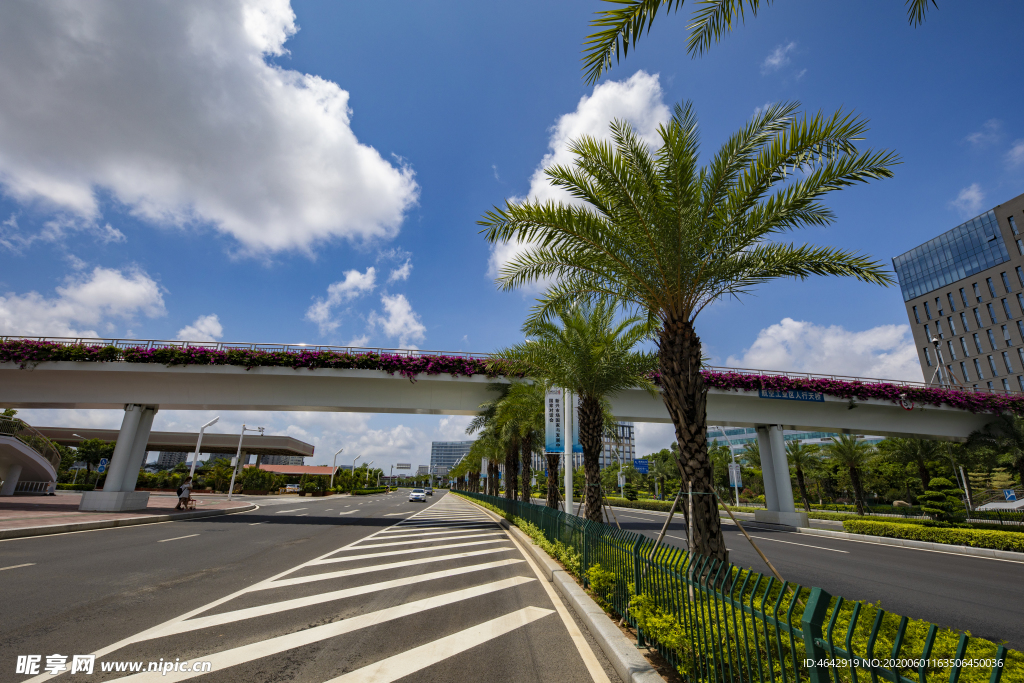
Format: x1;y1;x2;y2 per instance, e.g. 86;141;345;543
2;339;1021;415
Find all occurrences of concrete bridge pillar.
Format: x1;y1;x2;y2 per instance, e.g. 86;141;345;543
0;463;23;496
79;404;158;512
753;424;809;528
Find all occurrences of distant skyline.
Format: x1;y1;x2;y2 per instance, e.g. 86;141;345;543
2;1;1022;468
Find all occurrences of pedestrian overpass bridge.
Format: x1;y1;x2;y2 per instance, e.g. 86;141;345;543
0;336;1008;517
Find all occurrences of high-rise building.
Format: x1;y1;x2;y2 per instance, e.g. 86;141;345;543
430;441;472;475
565;421;636;470
261;455;306;466
154;451;188;470
893;192;1024;391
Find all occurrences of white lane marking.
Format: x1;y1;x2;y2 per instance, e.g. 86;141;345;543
468;500;610;683
296;514;308;517
383;512;412;516
338;510;357;515
259;547;515;590
344;532;505;551
0;562;35;571
749;535;849;554
619;514;653;521
323;607;554;683
380;523;494;534
139;560;528;641
377;525;497;537
324;509;333;512
109;579;540;682
157;534;200;543
249;522;265;526
311;539;508;565
275;508;307;514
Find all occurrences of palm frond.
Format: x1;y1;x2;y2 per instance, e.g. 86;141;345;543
581;0;684;85
686;0;766;57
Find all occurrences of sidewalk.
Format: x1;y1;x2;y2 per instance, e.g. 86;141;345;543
0;492;255;539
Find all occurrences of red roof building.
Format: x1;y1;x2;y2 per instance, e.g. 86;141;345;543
244;464;336;476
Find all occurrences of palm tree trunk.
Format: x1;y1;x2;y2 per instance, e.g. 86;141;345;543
915;456;931;490
504;435;519;501
659;314;727;563
796;467;811;512
579;394;604;523
849;466;866;516
545;453;560;509
520;437;532;504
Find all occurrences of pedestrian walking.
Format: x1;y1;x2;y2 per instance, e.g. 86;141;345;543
175;476;193;510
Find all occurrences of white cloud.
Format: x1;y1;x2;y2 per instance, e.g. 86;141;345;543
176;314;224;342
369;293;426;348
1007;140;1024;168
346;335;370;347
965;119;1002;147
725;318;923;382
387;260;412;283
305;267;376;335
761;42;796;74
950;183;985;217
0;1;417;254
634;423;676;458
0;266;165;337
488;71;671;284
436;416;474;442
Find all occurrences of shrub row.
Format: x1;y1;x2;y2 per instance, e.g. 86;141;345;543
56;483;93;491
842;519;1024;552
350;487;389;496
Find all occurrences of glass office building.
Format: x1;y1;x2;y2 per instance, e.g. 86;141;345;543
893;193;1024;391
430;441;473;475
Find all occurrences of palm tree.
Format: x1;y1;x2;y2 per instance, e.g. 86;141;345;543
967;414;1024;492
494;380;547;504
495;299;657;522
581;0;937;84
785;441;819;513
481;103;895;560
881;437;938;491
825;435;874;516
467;385;513;498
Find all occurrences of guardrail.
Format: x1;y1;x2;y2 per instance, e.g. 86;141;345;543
2;334;1014;395
15;481;51;493
458;490;1012;682
0;415;62;473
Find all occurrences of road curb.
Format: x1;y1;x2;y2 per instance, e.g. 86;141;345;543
0;503;258;540
465;498;663;683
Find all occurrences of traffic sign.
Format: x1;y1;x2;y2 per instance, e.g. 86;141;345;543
396;463;411;470
97;465;106;473
99;458;109;466
633;458;648;474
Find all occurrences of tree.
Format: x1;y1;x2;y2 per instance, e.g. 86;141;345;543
581;0;937;84
917;476;963;521
77;438;115;474
481;101;896;560
879;437;938;490
785;441;819;512
967;414;1024;490
494;380;547;505
825;435;875;515
494;299;657;522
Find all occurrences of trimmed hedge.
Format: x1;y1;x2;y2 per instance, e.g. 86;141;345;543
57;483;93;491
842;519;1024;552
350;487;389;496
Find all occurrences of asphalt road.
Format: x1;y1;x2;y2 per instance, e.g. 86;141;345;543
586;503;1024;650
1;492;619;682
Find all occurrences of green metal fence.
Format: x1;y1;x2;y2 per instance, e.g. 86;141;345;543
457;490;1013;682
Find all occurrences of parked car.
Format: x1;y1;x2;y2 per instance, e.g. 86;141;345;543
409;488;427;502
425;487;433;496
285;484;300;493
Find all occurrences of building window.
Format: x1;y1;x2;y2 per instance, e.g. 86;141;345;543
987;329;998;350
1004;378;1012;392
1019;376;1024;392
936;297;944;316
936;319;944;338
1018;293;1024;317
960;312;970;332
974;282;983;302
1004;299;1015;320
987;303;998;324
1003;272;1013;293
1018;239;1024;255
973;333;983;353
948;316;957;335
936;347;945;364
960;361;970;382
1011;215;1020;235
987;381;994;391
947;292;957;313
960;287;969;307
974;308;984;328
1004;351;1014;374
974;358;984;379
1019;348;1024;371
989;355;999;377
924;323;932;340
923;347;933;366
1003;325;1013;346
1018;267;1024;288
924;301;933;319
911;306;920;323
960;337;970;357
947;340;957;360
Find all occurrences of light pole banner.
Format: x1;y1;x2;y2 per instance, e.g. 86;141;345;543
480;457;488;479
545;388;563;453
571;392;582;454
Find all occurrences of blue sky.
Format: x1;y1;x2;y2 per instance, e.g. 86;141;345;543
2;1;1023;467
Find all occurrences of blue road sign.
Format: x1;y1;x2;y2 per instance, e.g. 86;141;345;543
1005;489;1018;502
99;458;109;466
633;459;648;474
97;465;106;473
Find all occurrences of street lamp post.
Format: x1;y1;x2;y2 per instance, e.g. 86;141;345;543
228;424;264;501
330;447;344;488
189;416;220;481
364;461;374;488
71;433;86;484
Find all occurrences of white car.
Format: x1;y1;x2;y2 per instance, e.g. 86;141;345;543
424;487;433;496
409;488;427;502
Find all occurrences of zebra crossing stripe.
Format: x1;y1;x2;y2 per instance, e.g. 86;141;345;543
371;527;498;540
107;579;541;682
341;532;505;551
257;547;514;590
134;559;528;641
322;607;555;683
310;538;508;565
